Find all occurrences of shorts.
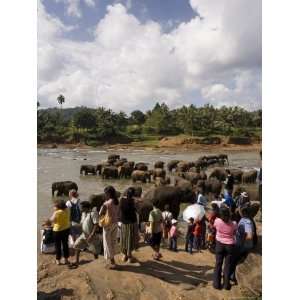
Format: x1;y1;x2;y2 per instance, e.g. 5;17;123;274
73;233;102;254
150;232;162;247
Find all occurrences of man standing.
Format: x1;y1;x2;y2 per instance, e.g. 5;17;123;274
224;169;234;196
149;202;163;260
70;201;101;268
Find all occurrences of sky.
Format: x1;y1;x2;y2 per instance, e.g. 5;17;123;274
38;0;262;112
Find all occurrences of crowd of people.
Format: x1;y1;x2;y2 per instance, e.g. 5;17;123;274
41;177;259;290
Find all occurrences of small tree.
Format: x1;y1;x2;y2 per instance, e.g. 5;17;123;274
57;94;65;109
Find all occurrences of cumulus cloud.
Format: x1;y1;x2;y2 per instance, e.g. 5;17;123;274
54;0;95;18
38;0;261;111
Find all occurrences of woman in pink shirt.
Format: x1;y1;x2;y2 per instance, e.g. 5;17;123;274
213;205;237;290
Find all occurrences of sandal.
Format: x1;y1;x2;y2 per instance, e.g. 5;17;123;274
55;260;61;265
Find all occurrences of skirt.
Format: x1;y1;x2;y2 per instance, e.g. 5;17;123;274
120;223;138;256
103;223;118;260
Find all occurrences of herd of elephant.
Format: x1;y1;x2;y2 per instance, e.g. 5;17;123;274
51;153;259;224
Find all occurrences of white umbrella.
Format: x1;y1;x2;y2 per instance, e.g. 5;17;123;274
183;204;205;222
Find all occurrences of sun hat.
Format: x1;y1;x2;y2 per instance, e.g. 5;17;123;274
171;219;178;225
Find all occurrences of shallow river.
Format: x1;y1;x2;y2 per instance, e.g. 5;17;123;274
38;148;260;238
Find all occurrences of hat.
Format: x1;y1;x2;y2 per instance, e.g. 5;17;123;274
241;192;248;197
171;219;178;225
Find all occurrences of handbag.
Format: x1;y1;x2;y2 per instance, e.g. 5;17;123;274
99;205;111;228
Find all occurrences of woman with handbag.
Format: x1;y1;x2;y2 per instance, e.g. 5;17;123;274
119;187;138;263
99;186;119;269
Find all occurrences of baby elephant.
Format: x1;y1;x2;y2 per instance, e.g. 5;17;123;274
80;165;96;175
52;181;78;197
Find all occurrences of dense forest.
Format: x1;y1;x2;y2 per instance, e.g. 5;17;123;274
37;99;262;145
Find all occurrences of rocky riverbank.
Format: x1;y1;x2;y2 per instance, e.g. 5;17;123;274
38;225;262;300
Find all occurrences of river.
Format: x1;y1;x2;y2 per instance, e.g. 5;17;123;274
38;147;260;227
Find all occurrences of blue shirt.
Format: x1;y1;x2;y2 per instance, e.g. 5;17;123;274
224;194;234;208
236;217;254;250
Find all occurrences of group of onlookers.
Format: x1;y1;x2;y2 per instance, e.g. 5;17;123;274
42;183;258;290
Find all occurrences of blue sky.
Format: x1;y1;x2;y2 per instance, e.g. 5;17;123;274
38;0;261;112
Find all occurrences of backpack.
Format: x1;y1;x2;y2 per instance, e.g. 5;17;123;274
70;201;81;223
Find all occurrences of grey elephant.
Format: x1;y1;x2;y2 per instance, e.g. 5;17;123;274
242;170;258;184
152;168;166;180
209;167;227;181
80;165;96;175
134;162;148;171
167;160;180;172
52;181;78;197
102;166;119;179
154;161;165;169
131;170;151;183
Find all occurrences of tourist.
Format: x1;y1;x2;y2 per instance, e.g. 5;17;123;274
169;219;178;251
71;201;101;268
119;187;138;263
49;199;71;265
235;192;250;209
66;190;81;244
99;186;119;269
224;169;234;196
213;206;237;290
41;219;55;254
185;217;195;254
148;202;163;260
197;189;208;207
230;203;256;284
193;219;202;251
162;204;173;245
206;203;219;252
223;192;235;211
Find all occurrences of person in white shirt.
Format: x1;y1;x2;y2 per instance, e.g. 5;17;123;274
197;189;208;207
66;190;81;243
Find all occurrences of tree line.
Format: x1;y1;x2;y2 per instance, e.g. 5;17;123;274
37;101;261;145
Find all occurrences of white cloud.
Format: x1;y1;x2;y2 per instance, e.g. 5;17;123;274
38;1;261;112
54;0;95;18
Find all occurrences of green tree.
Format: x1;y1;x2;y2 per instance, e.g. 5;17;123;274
130;110;145;125
73;108;97;130
57;94;65;109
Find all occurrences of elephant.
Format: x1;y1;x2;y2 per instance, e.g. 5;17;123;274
140;185;196;221
108;154;120;161
80;165;96;175
134;162;148;171
118;165;134;179
195;159;208;170
167;160;180;172
102;166;119;179
206;155;219;161
229;168;243;183
152;168;166;180
176;161;190;172
127;161;135;168
52;181;78;197
218;154;229;165
206;159;219;167
114;158;127;167
242;169;258;184
107;154;120;165
183;172;205;185
154;161;165;169
154;176;171;187
123;186;143;198
131;170;151;183
196;178;222;196
89;190;121;211
188;167;198;173
209;167;227;181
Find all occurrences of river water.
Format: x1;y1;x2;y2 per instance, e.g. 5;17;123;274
38;148;260;236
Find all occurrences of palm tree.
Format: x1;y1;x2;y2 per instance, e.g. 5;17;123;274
57;94;65;109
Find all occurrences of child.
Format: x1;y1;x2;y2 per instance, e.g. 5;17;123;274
169;219;178;251
41;220;55;254
185;217;195;254
144;222;151;244
193;219;202;251
206;203;219;252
